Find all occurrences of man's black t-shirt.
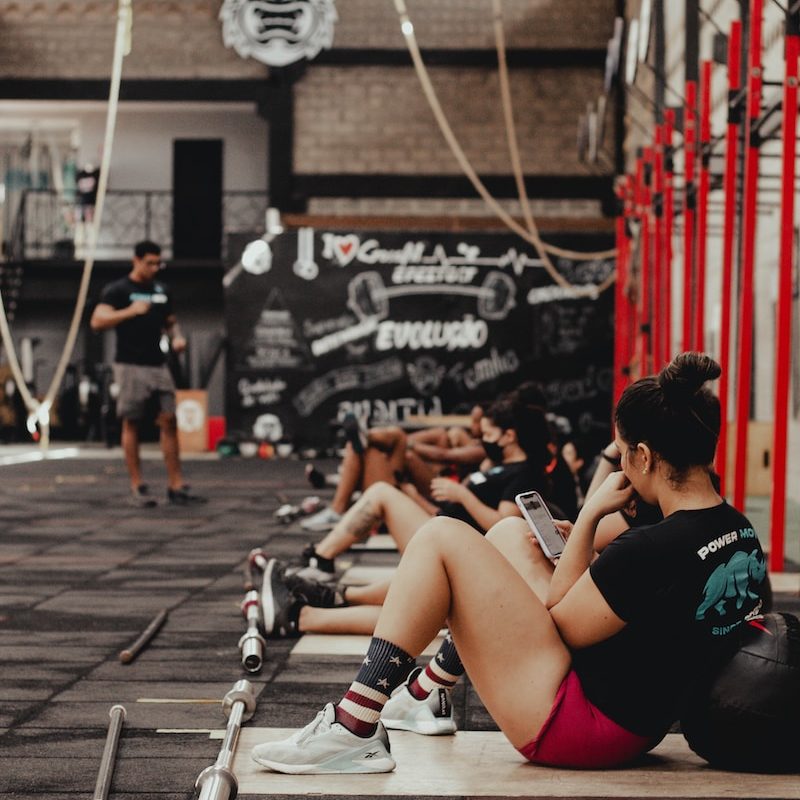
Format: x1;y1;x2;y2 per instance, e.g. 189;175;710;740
99;276;173;366
573;502;768;738
436;460;539;531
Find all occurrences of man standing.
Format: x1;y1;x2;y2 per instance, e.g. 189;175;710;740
91;240;205;507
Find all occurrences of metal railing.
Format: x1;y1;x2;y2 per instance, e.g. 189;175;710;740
9;188;269;262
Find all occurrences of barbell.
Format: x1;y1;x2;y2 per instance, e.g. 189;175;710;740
194;679;257;800
239;590;266;674
347;270;516;322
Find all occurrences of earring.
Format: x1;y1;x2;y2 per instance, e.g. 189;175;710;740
642;467;648;475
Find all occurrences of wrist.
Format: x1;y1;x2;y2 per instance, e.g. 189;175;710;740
600;449;621;467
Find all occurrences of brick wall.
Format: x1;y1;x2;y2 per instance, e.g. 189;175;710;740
294;65;614;176
0;0;267;79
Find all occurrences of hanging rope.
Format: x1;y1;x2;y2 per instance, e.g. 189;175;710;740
393;0;617;293
0;0;132;448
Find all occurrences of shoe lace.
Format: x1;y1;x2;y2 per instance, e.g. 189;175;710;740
295;707;332;744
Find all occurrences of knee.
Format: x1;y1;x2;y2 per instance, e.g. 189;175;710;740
485;516;530;547
157;412;177;432
362;480;396;503
406;515;478;556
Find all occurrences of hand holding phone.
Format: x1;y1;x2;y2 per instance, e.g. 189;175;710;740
515;491;566;561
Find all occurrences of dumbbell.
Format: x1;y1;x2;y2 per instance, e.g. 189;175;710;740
346;270;517;321
194;680;257;800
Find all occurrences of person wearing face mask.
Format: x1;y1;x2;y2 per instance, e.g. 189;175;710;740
270;398;553;600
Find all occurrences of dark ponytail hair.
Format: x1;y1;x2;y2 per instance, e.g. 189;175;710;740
614;352;721;477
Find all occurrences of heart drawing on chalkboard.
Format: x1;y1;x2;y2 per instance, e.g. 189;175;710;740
332;234;360;266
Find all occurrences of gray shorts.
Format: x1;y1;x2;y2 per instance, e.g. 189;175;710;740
113;363;176;421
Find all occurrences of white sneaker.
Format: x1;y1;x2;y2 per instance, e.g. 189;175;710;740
299;506;342;532
251;703;396;774
381;668;457;735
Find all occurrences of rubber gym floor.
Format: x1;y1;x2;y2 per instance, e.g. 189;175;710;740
1;448;798;800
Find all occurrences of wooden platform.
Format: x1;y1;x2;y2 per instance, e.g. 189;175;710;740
229;730;800;798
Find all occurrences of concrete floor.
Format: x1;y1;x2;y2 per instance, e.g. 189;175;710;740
0;450;797;799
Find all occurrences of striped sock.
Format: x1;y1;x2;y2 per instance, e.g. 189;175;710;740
335;637;416;737
408;631;464;700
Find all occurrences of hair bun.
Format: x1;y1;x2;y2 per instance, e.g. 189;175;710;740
657;352;721;405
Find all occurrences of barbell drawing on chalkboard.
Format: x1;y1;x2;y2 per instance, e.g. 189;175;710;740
346;270;517;322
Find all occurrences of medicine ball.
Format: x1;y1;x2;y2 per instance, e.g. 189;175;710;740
681;612;800;772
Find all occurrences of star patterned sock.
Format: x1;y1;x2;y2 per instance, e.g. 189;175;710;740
335;637;416;737
408;631;464;700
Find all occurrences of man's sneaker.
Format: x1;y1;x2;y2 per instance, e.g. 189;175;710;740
260;558;302;638
381;667;457;735
284;572;345;608
286;544;337;583
299;506;341;532
342;412;368;455
251;703;395;774
130;484;157;508
305;463;327;490
167;487;207;505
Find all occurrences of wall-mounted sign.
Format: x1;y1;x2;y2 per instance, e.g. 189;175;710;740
219;0;338;68
224;229;615;450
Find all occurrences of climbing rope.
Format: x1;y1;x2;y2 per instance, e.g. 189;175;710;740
0;0;132;448
393;0;617;293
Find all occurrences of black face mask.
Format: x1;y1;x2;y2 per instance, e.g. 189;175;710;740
482;438;504;463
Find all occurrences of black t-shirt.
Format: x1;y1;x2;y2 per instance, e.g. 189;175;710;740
436;460;539;532
99;276;173;366
573;502;768;738
545;455;579;521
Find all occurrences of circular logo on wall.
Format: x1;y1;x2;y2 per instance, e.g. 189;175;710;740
219;0;338;68
253;413;284;442
177;399;205;433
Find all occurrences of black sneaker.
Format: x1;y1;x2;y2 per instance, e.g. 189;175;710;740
341;412;368;455
130;484;157;508
261;558;303;638
284;572;345;608
304;463;327;490
286;544;337;583
167;487;207;505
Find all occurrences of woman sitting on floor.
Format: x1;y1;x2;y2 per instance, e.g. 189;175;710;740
286;395;559;585
251;352;770;774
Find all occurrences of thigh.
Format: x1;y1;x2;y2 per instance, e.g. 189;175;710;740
377;485;433;551
362;448;399;488
113;364;150;420
485;517;555;604
411;520;572;748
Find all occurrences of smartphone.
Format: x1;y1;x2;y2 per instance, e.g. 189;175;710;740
515;491;566;560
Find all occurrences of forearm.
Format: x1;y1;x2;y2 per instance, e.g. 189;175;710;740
585;445;621;501
90;305;134;331
456;492;503;532
546;506;601;608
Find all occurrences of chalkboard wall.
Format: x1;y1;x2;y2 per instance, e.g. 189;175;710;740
224;228;615;451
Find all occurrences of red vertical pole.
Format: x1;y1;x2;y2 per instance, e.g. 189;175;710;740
633;155;645;378
639;150;653;377
682;79;698;353
716;20;742;497
663;109;676;367
694;60;713;352
733;0;764;512
652;125;665;370
624;175;636;381
769;18;799;572
614;179;629;408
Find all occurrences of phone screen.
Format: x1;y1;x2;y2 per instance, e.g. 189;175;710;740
516;492;565;559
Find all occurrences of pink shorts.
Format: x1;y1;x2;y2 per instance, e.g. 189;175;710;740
518;671;657;769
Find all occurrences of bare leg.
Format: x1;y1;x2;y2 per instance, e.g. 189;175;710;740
362;426;407;485
404;450;442;496
374;516;571;747
485;517;555;604
298;604;381;635
341;579;391;606
313;482;431;560
158;412;184;490
121;418;143;490
328;444;363;515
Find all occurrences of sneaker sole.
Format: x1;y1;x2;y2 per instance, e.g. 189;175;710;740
260;558;279;635
381;717;456;736
251;753;396;774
